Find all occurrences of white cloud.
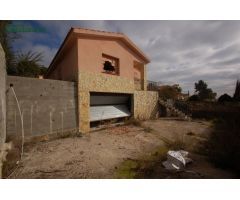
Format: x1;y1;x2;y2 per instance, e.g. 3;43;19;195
14;40;57;67
12;20;240;96
30;45;58;66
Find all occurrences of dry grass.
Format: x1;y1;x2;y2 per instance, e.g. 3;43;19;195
124;118;143;127
166;139;186;150
124;118;155;134
186;131;195;136
143;127;153;133
114;146;168;178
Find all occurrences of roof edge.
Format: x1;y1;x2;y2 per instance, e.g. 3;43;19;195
72;28;150;63
46;27;150;77
46;28;74;76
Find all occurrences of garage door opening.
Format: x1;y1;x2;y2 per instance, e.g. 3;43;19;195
90;92;132;127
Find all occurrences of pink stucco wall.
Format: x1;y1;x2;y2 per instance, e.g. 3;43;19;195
47;34;146;82
48;41;78;81
133;61;144;80
77;38;145;80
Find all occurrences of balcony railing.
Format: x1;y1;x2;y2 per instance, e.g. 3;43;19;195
147;80;163;91
134;79;163;91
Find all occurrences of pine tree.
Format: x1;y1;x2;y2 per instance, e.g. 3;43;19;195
194;80;217;101
233;80;240;101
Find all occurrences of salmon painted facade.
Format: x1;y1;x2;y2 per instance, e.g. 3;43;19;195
46;28;158;133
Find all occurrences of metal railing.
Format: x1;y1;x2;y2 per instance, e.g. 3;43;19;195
134;79;163;91
174;100;192;116
147;80;163;91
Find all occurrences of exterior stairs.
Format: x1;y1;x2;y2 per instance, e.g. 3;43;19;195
159;98;192;121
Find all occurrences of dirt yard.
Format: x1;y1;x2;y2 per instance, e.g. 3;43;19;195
6;118;237;179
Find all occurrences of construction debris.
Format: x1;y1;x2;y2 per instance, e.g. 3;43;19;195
162;150;192;170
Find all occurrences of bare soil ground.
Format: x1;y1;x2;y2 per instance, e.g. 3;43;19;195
6;118;237;179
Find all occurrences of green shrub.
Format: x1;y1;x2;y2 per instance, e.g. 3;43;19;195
158;85;182;100
188;94;199;101
218;93;233;103
205;116;240;175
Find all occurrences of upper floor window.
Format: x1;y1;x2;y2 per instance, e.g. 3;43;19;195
102;54;119;75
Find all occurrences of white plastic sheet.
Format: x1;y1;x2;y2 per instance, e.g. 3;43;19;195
162;150;192;170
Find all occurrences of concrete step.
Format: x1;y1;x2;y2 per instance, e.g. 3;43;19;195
159;99;192;121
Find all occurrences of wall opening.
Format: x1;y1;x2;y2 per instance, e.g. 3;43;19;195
102;54;119;75
90;92;132;127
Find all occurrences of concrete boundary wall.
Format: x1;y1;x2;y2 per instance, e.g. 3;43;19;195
0;43;7;178
5;75;159;136
0;44;6;146
6;76;78;138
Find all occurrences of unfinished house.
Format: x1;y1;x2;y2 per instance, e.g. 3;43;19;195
46;28;159;133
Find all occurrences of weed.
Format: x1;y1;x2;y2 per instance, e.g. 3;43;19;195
143;126;153;133
58;132;72;139
114;146;168;178
124;118;155;134
124;118;143;127
186;131;195;136
165;134;186;150
114;159;139;179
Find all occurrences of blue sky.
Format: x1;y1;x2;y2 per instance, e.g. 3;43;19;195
11;20;240;96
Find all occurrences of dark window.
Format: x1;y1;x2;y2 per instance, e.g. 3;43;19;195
102;54;119;75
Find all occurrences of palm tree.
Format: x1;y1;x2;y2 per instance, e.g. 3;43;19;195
14;51;46;77
0;21;19;73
